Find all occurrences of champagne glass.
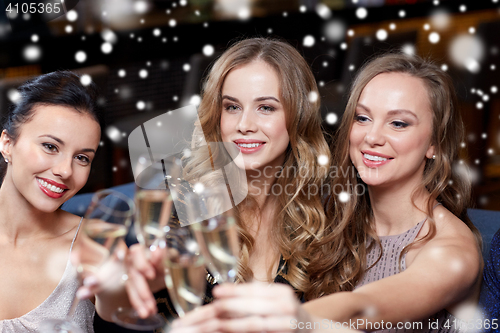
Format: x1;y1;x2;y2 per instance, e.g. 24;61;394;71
163;225;207;317
40;189;134;333
187;185;239;283
113;155;182;329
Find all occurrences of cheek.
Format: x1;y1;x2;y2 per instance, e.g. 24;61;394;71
220;114;232;141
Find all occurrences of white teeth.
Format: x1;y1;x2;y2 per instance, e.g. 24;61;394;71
364;153;388;162
37;178;64;194
237;143;262;148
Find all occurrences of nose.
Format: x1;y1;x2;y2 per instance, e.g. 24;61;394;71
364;123;386;147
236;109;258;134
52;155;73;179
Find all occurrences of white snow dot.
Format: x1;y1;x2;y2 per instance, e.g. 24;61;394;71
482;133;488;139
134;1;148;14
476;102;483;109
283;11;288;17
423;24;430;30
303;35;315;47
173;95;178;101
23;45;42;62
106;126;121;142
460;142;466;148
323;61;328;67
267;28;273;34
441;64;448;71
118;69;126;78
75;50;87;63
491;86;498;94
169;19;177;27
67;10;78;22
356;7;368;20
326;113;338;125
348;29;354;36
316;3;331;19
31;34;39;43
376;29;388;41
340;43;347;50
183;64;191;72
203;22;208;28
80;74;92;86
339;192;349;203
459;5;466;12
308;91;319;103
238;7;250;20
136;101;146;110
299;5;306;13
483;95;490;102
65;25;73;33
189;95;201;106
475;159;480;164
488;148;494;155
349;64;355;71
195;10;200;16
202;44;214;57
153;28;161;36
139;69;148;78
469;27;476;34
194;182;205;194
7;89;20;104
317;155;329;166
101;42;113;54
180;0;187;6
399;10;406;18
402;44;415;55
389;23;396;30
491;64;496;70
429;32;440;44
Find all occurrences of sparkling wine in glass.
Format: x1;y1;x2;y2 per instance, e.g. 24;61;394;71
163;225;207;317
113;156;182;329
187;185;239;283
40;189;134;333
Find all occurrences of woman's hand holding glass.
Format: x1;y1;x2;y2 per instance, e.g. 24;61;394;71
40;189;134;333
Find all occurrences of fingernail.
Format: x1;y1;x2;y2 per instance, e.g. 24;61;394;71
139;307;148;318
83;276;98;287
76;288;91;300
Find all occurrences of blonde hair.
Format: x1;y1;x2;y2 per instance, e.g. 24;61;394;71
183;38;330;296
307;52;481;299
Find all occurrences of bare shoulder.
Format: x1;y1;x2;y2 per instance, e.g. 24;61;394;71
413;205;481;282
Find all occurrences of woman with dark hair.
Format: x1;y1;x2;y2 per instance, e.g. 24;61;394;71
0;71;105;332
169;53;482;333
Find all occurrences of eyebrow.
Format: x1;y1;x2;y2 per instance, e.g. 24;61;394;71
222;95;281;103
39;135;96;154
356;104;419;120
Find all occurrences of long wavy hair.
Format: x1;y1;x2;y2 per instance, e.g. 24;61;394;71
183;37;331;296
306;52;481;299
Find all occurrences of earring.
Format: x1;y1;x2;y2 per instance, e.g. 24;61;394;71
4;158;8;163
432;155;436;160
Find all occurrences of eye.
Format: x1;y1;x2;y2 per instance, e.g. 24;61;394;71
354;114;370;123
391;120;409;129
259;105;275;113
224;104;240;112
75;155;91;166
42;143;58;153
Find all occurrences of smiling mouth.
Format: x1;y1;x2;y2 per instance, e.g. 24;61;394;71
363;153;393;162
37;178;66;194
236;143;264;148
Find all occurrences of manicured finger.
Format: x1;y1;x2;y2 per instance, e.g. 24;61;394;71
215;297;297;318
126;267;158;317
172;304;220;327
128;244;156;279
214;283;295;300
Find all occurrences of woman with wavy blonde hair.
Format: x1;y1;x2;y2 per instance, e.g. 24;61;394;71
124;37;332;320
169;53;483;333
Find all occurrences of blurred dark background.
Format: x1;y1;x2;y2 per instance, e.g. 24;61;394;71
0;0;499;210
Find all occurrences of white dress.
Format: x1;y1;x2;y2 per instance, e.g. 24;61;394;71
0;216;95;332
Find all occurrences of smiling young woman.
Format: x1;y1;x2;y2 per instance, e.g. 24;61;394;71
0;71;104;332
167;53;483;333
